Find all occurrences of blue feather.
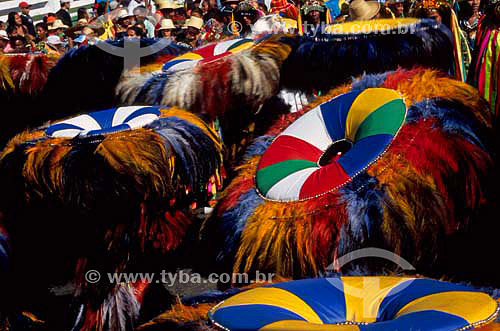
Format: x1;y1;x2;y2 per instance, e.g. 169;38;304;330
0;229;8;272
218;189;265;262
281;20;452;93
338;173;384;256
182;288;243;305
351;72;392;90
147;116;221;190
242;135;274;161
407;100;490;150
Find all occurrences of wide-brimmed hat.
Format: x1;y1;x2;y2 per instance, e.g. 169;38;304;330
158;18;175;30
49;19;69;30
157;0;182;9
47;35;64;45
302;0;324;14
184;16;203;29
116;8;133;20
348;0;381;20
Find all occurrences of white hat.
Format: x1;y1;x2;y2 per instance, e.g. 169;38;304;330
158;18;175;30
185;16;203;29
47;35;64;45
0;30;9;41
116;8;133;20
49;19;69;30
60;0;71;3
157;0;182;9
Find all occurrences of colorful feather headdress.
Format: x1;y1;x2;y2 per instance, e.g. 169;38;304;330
0;106;223;330
0;54;59;149
41;39;188;121
199;68;494;283
0;53;57;95
116;35;292;120
280;18;454;93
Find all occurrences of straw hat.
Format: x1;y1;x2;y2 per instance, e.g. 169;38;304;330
49;19;69;30
157;0;182;9
348;0;381;20
77;18;88;26
158;18;175;30
185;16;203;29
116;8;133;20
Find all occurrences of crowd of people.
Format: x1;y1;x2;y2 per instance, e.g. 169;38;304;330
0;0;485;54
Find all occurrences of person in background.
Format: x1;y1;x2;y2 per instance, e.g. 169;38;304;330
387;0;406;17
56;0;73;27
200;0;210;14
173;7;188;28
157;17;175;38
191;7;204;18
78;7;91;21
156;0;179;24
0;30;9;53
33;22;48;52
35;22;48;42
127;25;142;36
302;0;324;35
5;35;30;53
6;12;28;37
0;21;6;31
114;8;134;38
184;16;203;48
459;0;481;47
133;6;155;37
48;19;68;36
19;2;36;36
46;34;66;54
235;0;260;36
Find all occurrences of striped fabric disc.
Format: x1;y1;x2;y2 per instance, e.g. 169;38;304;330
162;38;254;72
255;88;406;201
45;106;161;138
209;277;499;331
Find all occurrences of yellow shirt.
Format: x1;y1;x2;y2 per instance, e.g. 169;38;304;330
98;18;115;41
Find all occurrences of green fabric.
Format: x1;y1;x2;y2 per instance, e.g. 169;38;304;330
354;99;406;142
256;160;318;195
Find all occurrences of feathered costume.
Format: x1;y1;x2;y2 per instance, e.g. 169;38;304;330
280;18;454;94
40;39;188;121
0;54;57;148
116;36;291;119
468;2;500;119
116;36;293;171
0;106;223;330
199;68;494;284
